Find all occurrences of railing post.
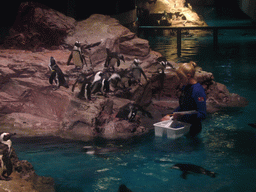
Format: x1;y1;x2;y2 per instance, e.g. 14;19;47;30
213;28;218;50
177;28;181;57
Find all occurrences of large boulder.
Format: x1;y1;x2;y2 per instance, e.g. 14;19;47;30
4;2;76;49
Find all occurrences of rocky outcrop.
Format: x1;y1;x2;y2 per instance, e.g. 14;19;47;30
0;3;248;141
0;148;55;192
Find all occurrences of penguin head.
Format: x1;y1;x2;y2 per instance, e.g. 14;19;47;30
83;146;95;155
74;41;81;47
119;55;125;63
0;133;16;142
133;59;142;65
50;57;56;66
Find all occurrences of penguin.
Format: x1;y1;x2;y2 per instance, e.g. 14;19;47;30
67;41;86;68
49;57;69;89
83;146;121;155
104;48;125;71
116;103;153;122
129;59;148;86
156;57;174;71
171;163;217;179
0;132;16;180
118;184;133;192
248;123;256;128
72;71;94;100
90;71;110;96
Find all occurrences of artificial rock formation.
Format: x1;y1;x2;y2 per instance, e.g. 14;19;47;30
0;2;248;141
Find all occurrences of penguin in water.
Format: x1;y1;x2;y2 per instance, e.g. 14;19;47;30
104;48;125;71
248;123;256;128
48;57;69;89
0;132;16;180
171;163;217;179
83;146;121;155
118;184;133;192
116;103;153;122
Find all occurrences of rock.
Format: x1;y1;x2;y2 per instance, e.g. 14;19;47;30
0;148;55;192
4;2;76;50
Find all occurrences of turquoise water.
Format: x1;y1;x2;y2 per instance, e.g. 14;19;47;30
13;9;256;192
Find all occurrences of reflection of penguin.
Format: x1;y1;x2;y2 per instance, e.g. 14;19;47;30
0;132;16;180
171;163;216;179
72;72;94;100
67;41;85;68
116;103;153;122
104;48;125;71
49;57;69;89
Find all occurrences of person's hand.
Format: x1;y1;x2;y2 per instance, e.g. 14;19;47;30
173;113;184;120
161;115;171;121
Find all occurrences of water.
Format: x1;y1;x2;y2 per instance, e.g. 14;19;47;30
13;7;256;192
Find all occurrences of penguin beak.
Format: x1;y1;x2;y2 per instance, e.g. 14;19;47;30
3;133;16;141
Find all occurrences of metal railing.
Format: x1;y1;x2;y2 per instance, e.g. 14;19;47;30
139;25;256;57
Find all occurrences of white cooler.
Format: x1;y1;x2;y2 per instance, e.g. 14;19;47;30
153;118;191;139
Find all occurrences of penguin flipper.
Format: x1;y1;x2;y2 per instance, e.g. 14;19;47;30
72;78;79;92
117;59;120;67
49;71;56;84
181;171;188;179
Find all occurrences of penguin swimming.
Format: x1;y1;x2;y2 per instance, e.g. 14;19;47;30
83;146;121;155
116;103;153;122
49;57;69;89
0;132;16;180
248;123;256;128
118;184;132;192
104;48;125;71
171;163;217;179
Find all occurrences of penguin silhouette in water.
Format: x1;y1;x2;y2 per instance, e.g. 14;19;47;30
171;163;217;179
248;123;256;128
0;132;16;180
72;71;94;100
129;59;148;86
116;103;153;122
49;57;69;89
104;48;125;71
118;184;132;192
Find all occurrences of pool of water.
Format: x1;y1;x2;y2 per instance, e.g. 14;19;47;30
13;8;256;192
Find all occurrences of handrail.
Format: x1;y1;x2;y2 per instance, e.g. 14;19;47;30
139;25;256;57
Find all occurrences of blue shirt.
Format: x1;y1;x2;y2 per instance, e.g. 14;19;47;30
174;83;206;125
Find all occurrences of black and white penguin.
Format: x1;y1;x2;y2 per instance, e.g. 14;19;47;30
118;184;133;192
0;132;16;180
49;57;69;89
171;163;216;179
104;48;125;71
116;103;153;122
67;41;86;68
72;71;94;100
129;59;148;85
156;57;174;72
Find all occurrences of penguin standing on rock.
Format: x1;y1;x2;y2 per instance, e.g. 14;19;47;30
49;57;69;89
116;103;153;122
104;48;125;71
67;41;86;69
0;132;16;180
